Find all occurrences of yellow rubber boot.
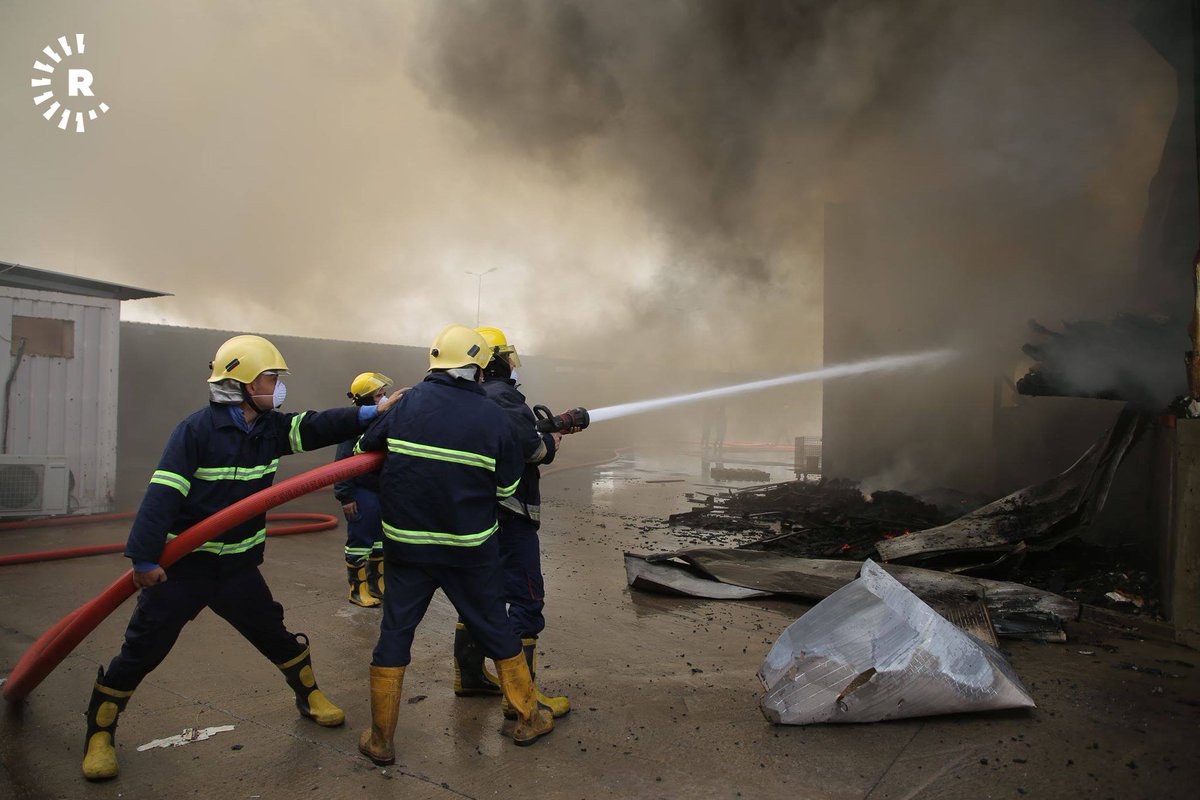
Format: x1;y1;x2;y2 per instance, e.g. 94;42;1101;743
358;665;405;765
502;637;570;719
348;559;381;608
81;669;132;782
495;654;554;746
275;636;345;726
366;555;385;600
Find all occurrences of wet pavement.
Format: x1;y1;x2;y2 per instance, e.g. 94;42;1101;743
1;445;1198;799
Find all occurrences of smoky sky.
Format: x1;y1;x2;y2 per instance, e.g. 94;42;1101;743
0;0;1178;434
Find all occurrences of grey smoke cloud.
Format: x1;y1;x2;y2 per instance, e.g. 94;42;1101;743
0;0;1178;440
407;0;1173;346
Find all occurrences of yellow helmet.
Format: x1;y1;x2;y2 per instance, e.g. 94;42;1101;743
429;324;492;371
208;335;288;384
348;372;393;404
475;326;522;368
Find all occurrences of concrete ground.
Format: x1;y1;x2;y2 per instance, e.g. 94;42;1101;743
1;446;1198;800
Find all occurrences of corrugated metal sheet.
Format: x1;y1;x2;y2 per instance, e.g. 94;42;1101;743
1;286;119;514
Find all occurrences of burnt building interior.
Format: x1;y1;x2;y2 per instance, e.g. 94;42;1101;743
813;0;1200;645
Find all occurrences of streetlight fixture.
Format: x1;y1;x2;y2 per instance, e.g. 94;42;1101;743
465;267;498;326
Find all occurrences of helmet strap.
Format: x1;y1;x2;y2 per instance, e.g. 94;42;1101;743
240;382;269;413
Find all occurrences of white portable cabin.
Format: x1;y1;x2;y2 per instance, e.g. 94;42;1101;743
0;262;167;517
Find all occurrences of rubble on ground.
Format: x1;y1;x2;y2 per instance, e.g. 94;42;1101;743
669;478;952;559
625;549;1076;640
655;408;1162;622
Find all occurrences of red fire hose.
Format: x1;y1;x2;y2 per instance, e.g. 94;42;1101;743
0;512;137;532
1;452;383;704
0;513;339;567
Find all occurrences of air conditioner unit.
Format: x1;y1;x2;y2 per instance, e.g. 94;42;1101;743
0;455;69;518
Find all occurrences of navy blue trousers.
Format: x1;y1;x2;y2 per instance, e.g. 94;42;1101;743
373;556;521;667
104;566;302;691
344;487;383;561
498;511;545;638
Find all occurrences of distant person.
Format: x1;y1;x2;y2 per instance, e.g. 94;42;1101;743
81;335;401;782
334;372;396;608
451;326;569;718
701;401;726;462
355;324;554;767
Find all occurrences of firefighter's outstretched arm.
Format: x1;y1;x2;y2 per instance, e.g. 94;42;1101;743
124;419;200;582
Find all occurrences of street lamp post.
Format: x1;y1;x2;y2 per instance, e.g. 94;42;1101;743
465;267;497;326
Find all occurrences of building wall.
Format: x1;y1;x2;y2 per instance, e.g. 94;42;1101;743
0;287;119;514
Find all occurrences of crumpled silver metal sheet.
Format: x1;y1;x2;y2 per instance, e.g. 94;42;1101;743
758;559;1035;725
623;553;771;599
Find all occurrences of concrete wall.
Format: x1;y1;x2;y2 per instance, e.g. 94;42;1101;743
116;323;822;511
117;323;432;508
115;322;666;509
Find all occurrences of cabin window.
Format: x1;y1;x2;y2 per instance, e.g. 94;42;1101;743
10;316;74;358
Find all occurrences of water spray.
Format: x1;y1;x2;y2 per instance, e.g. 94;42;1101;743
534;349;955;433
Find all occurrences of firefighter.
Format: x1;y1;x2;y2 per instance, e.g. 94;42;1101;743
452;327;569;718
334;372;395;607
355;324;554;766
81;335;400;782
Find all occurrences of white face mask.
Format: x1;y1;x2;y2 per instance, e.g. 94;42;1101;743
509;369;519;384
252;379;287;410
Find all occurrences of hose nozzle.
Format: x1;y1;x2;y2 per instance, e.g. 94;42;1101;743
533;405;590;434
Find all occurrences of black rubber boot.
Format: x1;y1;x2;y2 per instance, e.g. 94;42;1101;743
452;622;501;696
366;555;385;600
81;668;133;781
275;634;345;726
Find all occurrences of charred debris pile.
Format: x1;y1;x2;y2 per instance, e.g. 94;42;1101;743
670;478;953;558
668;411;1159;618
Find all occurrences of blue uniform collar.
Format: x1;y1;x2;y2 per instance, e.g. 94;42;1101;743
208;402;268;432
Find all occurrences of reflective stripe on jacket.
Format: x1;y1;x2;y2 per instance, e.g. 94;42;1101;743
355;372;523;566
125;403;365;576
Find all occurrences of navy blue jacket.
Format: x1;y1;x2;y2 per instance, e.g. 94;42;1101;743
332;437;380;503
126;403;365;577
355;372;522;566
482;378;555;526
